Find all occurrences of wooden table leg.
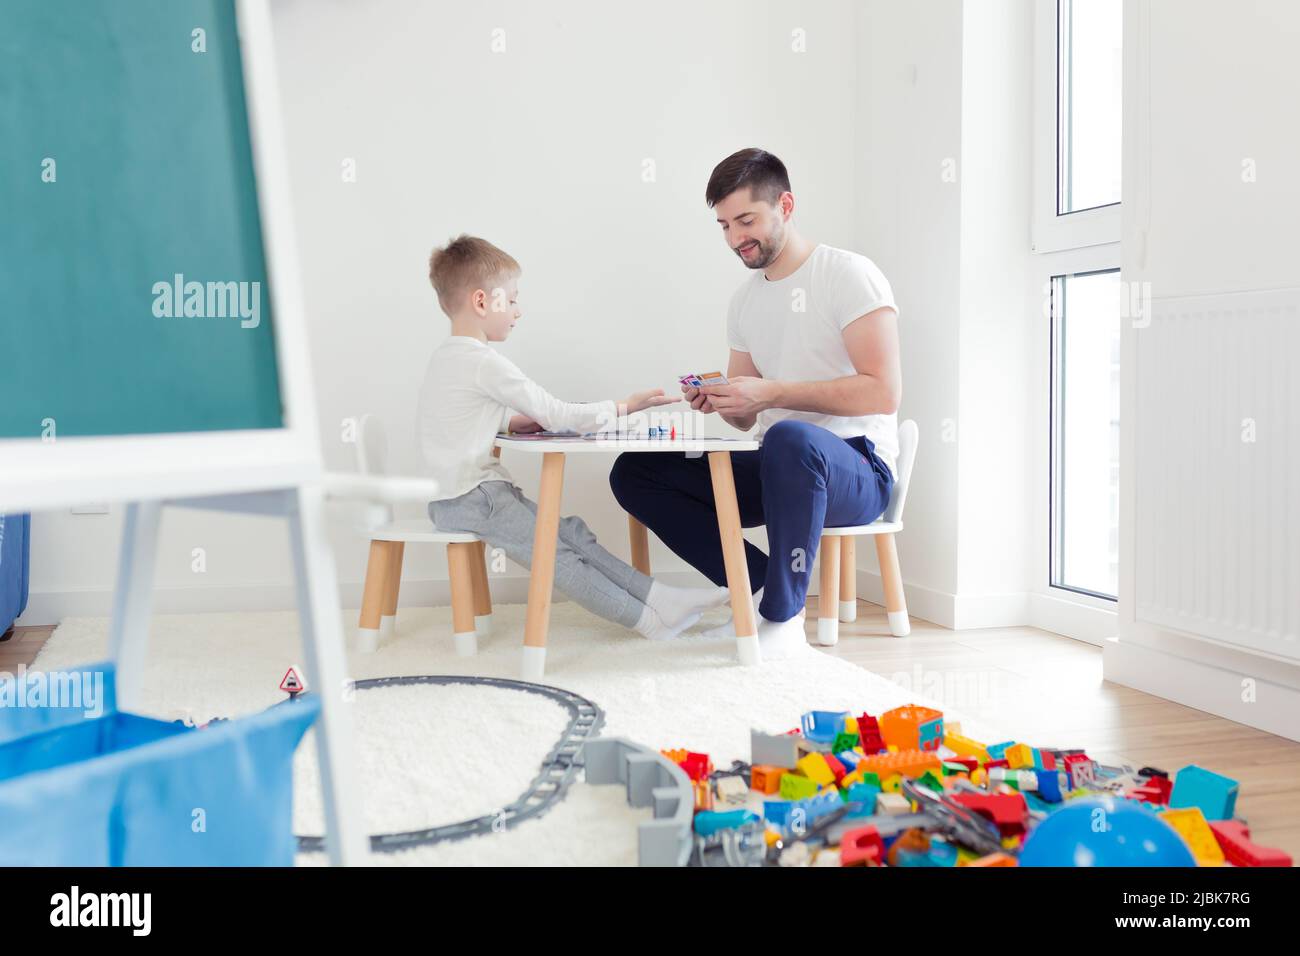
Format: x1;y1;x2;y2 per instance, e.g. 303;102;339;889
817;534;840;647
707;451;759;665
628;514;651;575
522;452;566;679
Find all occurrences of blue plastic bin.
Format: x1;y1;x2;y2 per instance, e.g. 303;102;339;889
0;513;31;634
0;662;320;866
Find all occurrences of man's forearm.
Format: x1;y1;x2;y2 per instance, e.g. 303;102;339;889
768;374;899;417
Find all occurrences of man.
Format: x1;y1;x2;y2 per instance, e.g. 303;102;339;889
609;147;902;658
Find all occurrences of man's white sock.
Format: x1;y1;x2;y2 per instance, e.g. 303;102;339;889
634;603;703;641
756;609;809;660
699;587;764;639
645;580;730;629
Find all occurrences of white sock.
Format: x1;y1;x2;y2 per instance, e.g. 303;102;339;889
756;609;809;660
645;580;730;629
699;587;763;639
634;603;703;641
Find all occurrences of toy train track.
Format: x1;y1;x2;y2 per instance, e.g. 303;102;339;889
295;675;604;855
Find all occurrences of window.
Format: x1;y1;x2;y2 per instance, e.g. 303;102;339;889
1050;270;1120;599
1033;0;1122;604
1056;0;1123;214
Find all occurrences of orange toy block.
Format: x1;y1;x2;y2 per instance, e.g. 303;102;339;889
856;749;943;780
879;705;945;752
750;765;785;794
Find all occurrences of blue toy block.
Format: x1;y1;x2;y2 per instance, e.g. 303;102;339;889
987;741;1015;760
836;749;863;770
846;782;882;806
1169;765;1238;820
917;718;944;751
801;711;849;744
1034;769;1066;803
763;799;794;828
694;809;760;837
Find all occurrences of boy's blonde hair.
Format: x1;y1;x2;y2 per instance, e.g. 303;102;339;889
428;235;520;316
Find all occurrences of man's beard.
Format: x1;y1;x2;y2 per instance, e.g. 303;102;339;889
735;223;785;270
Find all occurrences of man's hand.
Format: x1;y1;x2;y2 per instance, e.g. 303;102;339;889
621;388;681;414
682;384;717;414
701;376;775;420
508;414;544;434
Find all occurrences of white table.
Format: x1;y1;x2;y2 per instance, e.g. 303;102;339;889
494;436;762;677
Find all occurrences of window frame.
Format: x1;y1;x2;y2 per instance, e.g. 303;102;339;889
1031;0;1122;254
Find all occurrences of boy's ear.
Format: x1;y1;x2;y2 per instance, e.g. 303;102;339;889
469;287;488;316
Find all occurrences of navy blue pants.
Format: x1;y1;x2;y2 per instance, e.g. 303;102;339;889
610;419;894;622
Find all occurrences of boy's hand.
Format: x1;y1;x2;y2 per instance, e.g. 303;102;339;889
621;389;681;414
508;415;544;434
682;384;717;415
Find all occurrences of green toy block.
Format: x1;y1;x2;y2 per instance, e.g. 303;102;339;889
779;773;820;801
917;770;945;793
832;732;860;753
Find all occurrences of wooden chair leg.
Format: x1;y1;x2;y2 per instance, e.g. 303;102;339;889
817;534;840;646
471;539;493;636
628;515;651;576
447;541;478;656
875;533;910;637
380;541;404;639
839;536;857;622
357;539;392;653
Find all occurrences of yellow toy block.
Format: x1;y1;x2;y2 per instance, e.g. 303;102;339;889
840;769;864;789
881;774;903;793
943;732;991;763
1160;807;1226;866
971;768;987;787
797;753;836;787
1005;743;1034;769
844;716;858;734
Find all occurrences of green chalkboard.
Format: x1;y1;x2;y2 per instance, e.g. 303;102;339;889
0;0;284;438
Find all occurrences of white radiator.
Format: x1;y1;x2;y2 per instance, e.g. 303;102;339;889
1133;288;1300;661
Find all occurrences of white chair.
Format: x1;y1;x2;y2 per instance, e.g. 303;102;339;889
353;414;492;656
816;419;918;645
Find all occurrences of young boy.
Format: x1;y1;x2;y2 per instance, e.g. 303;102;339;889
418;235;728;652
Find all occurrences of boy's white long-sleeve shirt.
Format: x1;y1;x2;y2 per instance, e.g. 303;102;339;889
417;336;618;501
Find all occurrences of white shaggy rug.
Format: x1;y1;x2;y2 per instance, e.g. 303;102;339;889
36;601;1007;866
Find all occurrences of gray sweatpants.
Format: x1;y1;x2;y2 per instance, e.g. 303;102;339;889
429;480;653;629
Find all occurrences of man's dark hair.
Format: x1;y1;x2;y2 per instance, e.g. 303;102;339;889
705;148;792;208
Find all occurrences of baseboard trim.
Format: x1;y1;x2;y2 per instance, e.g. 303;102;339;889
1103;636;1300;742
15;569;710;626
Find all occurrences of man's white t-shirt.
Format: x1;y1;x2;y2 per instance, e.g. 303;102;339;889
726;243;899;476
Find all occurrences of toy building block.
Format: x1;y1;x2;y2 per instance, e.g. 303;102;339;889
824;753;848;783
1159;807;1225;866
780;773;821;801
856;713;886;753
857;748;943;780
680;752;714;782
879;705;945;752
1005;743;1034;769
1063;753;1097;786
693;808;759;837
1034;769;1067;803
715;775;749;806
944;757;979;774
751;765;784;794
986;741;1015;760
881;773;904;793
797;753;837;787
1128;774;1173;806
986;758;1009;772
1169;765;1239;821
801;710;850;744
693;778;713;813
963;852;1017;867
876;792;911;816
846;782;882;807
1208;820;1293;867
841;825;884;866
949;791;1029;836
916;770;946;793
831;731;860;753
751;729;800;769
843;715;858;733
836;749;863;771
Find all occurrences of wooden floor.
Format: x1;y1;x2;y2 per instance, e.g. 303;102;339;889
6;603;1298;864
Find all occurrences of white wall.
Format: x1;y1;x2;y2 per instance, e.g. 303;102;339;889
1107;0;1300;740
21;0;867;620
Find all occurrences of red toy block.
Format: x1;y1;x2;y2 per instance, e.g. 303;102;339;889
840;825;883;866
857;713;885;753
949;791;1029;836
679;752;714;782
1128;775;1173;806
1040;751;1057;770
824;753;848;783
986;759;1009;771
1208;820;1293;867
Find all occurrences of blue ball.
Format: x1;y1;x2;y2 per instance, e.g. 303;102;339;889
1019;796;1197;867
